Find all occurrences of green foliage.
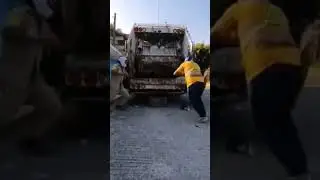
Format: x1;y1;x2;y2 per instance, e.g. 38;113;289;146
193;43;210;70
110;24;123;37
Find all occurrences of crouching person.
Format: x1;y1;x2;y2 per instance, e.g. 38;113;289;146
110;56;131;111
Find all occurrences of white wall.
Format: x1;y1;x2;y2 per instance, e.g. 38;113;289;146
110;35;126;54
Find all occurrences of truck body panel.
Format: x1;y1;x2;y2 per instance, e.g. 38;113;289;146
126;23;193;95
61;54;108;101
130;78;185;94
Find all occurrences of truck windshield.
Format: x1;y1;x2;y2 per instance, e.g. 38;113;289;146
135;32;184;56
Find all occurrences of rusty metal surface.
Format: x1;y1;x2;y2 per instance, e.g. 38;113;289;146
139;56;180;64
211;47;244;73
135;56;181;77
130;78;186;91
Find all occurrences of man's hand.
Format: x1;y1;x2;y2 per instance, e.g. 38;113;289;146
173;70;180;76
111;65;124;75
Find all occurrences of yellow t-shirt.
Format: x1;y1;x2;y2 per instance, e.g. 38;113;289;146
212;2;301;81
174;60;204;88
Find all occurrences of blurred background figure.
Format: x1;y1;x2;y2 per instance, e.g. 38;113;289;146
110;56;131;112
0;0;62;156
212;0;310;179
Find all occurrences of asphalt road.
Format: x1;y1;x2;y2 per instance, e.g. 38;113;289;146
110;90;211;180
0;87;320;180
0;102;109;180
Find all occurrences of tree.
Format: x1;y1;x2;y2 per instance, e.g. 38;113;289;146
110;24;123;35
193;43;210;71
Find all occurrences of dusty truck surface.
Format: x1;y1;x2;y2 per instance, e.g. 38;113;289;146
40;0;111;102
126;23;193;95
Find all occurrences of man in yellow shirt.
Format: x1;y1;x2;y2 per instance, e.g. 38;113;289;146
212;0;310;179
174;56;208;123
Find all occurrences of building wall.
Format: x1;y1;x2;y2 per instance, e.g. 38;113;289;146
110;35;127;54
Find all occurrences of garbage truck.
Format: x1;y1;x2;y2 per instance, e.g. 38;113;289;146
125;23;193;95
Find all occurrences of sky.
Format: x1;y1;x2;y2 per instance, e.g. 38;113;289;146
110;0;210;44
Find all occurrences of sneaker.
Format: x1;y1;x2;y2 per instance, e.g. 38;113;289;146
287;173;311;180
197;117;209;123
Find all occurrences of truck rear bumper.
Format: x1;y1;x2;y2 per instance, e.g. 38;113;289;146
129;78;186;95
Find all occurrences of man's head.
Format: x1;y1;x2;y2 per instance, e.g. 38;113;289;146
185;56;192;61
26;0;54;19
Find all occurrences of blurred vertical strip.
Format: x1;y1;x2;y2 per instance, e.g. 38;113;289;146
0;0;12;56
0;0;22;25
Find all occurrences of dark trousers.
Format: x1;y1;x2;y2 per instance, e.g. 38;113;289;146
188;82;206;117
250;64;308;176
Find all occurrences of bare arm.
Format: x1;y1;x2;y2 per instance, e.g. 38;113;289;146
203;67;210;84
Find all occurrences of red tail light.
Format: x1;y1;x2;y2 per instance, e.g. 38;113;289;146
134;27;146;32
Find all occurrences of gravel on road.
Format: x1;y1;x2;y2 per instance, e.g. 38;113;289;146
110;91;211;180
